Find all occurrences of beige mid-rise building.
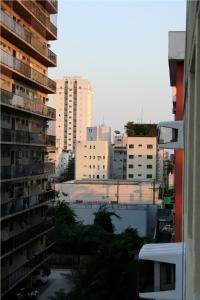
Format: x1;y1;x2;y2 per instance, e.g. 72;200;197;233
75;126;111;180
0;0;57;298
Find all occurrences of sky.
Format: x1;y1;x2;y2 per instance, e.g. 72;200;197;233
49;0;186;133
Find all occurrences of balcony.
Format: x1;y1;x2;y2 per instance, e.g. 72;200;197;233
1;128;55;147
1;244;53;296
0;10;57;67
0;49;56;94
4;0;57;40
1;163;55;181
1;219;54;256
1;190;55;219
0;89;56;120
37;0;58;14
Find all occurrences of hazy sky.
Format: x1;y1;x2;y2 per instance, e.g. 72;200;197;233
49;0;186;133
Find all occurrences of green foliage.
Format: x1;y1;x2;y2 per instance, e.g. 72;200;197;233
49;204;145;300
48;201;77;226
93;204;120;233
124;122;157;137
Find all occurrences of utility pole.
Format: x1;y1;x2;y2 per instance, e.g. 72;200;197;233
116;180;119;203
153;179;156;205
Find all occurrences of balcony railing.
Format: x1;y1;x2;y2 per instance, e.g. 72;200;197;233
1;128;55;146
1;163;55;180
1;190;55;218
0;49;56;93
0;10;57;65
20;0;57;36
1;245;53;295
1;219;54;256
0;89;56;120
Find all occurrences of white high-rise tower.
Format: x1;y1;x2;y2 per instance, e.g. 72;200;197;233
52;76;93;177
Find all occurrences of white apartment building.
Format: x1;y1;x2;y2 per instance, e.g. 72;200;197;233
75;126;111;180
127;136;157;181
52;76;93;177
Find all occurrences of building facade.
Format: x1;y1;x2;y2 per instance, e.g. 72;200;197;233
111;134;127;179
54;76;93;152
168;31;185;242
183;1;200;299
75;126;111;180
0;0;57;297
126;136;157;181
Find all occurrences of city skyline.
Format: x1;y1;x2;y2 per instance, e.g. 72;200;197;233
49;0;186;132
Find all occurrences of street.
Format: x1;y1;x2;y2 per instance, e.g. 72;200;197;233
38;269;73;300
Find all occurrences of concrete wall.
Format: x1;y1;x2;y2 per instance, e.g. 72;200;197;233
55;181;160;204
68;203;158;240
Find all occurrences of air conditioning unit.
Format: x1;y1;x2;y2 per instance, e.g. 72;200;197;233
157;121;184;149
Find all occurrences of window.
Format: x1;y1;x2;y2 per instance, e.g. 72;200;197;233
129;164;134;168
89;156;91;159
93;146;95;149
138;144;142;147
129;155;134;159
89;175;91;178
147;155;153;159
89;165;91;169
84;156;87;158
160;263;175;291
93;165;95;169
103;175;105;179
90;146;92;149
103;156;105;159
147;165;153;169
103;165;105;169
129;144;134;148
138;155;142;157
93;175;95;178
93;156;95;159
128;174;134;178
84;145;87;148
97;175;99;179
138;174;142;177
147;174;152;178
138;164;142;167
147;144;153;149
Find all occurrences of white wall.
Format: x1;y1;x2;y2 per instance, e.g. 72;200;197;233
127;137;157;181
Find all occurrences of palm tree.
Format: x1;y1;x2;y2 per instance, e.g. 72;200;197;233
93;204;120;233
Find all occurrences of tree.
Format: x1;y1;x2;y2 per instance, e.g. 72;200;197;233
124;121;135;137
93;204;120;234
48;201;77;226
66;157;75;181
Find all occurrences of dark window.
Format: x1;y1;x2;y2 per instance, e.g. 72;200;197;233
147;155;153;159
138;174;142;176
97;175;99;179
129;164;134;168
138;155;142;157
160;263;175;291
129;144;134;149
147;144;153;149
138;164;142;167
128;174;134;178
147;165;153;169
138;144;142;147
129;155;134;159
147;174;152;178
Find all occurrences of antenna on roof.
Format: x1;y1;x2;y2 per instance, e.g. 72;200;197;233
141;107;143;124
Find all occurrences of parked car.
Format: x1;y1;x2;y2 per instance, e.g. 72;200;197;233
162;224;173;233
16;288;39;299
32;269;48;286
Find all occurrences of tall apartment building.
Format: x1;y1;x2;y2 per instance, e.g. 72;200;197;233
126;125;158;181
75;126;111;180
0;0;57;297
53;76;93;177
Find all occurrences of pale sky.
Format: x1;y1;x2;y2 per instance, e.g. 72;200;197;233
49;0;186;133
